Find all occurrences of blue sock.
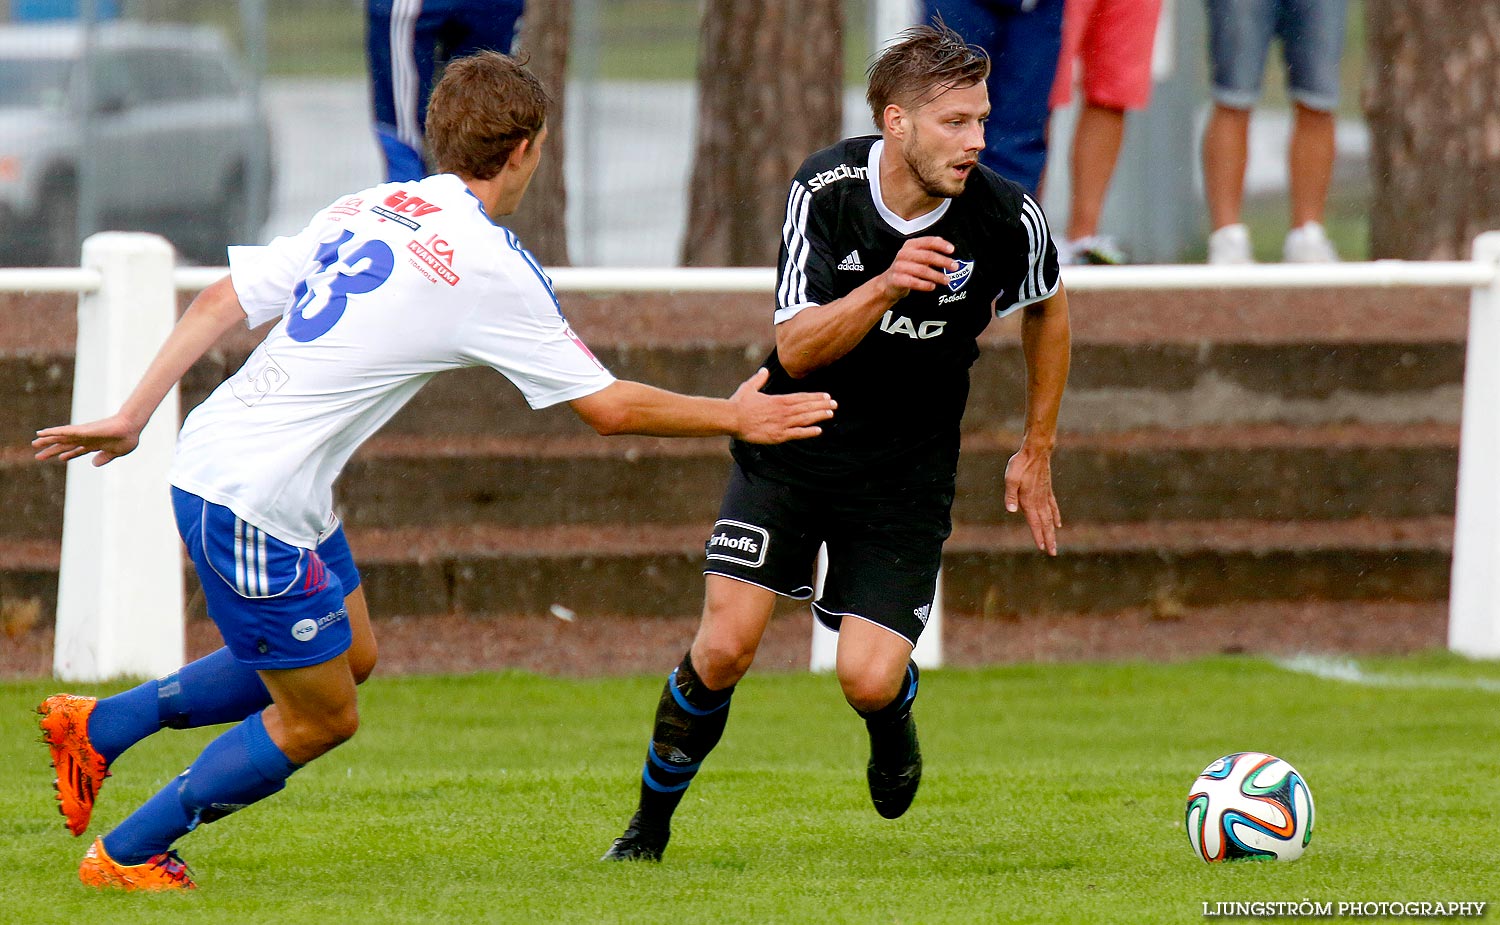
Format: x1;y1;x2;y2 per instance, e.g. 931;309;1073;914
156;647;273;730
87;680;161;766
88;648;272;765
102;711;299;865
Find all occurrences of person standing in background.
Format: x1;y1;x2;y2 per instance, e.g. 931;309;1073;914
367;0;526;182
1048;0;1164;265
926;0;1066;196
1201;0;1348;264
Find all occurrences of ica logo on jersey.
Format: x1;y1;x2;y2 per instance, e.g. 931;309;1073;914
407;233;460;286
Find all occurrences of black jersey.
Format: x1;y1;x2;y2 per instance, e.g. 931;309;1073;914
731;135;1060;493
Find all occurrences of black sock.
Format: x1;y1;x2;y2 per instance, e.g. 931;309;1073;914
634;651;734;831
857;660;919;745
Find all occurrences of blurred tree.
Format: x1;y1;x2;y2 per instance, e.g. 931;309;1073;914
508;0;571;266
681;0;844;266
1364;1;1500;259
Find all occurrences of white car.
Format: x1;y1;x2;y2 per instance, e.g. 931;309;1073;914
0;21;272;266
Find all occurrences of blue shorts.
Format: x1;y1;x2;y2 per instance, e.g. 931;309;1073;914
172;487;360;670
1206;0;1347;112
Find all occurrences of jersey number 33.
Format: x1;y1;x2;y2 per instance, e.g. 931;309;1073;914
287;230;396;343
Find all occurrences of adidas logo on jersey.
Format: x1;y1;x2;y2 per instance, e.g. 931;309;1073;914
837;250;865;272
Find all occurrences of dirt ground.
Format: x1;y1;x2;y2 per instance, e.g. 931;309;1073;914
1;600;1447;680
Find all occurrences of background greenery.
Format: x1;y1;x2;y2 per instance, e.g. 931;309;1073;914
3;653;1495;923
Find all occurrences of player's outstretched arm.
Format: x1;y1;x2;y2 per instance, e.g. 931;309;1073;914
1003;285;1071;556
32;275;248;466
568;368;836;444
776;236;958;378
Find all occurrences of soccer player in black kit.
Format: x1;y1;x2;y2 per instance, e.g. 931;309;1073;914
603;22;1071;861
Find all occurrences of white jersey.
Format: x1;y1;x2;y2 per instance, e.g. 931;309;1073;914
169;173;615;547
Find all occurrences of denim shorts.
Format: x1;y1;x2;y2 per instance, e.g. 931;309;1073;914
1206;0;1348;111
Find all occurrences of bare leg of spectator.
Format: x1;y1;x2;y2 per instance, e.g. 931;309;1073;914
1202;103;1253;263
1288;102;1335;229
1066;103;1126;242
1202;103;1251;232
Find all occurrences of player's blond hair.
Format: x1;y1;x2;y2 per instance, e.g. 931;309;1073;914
866;20;989;131
426;50;550;180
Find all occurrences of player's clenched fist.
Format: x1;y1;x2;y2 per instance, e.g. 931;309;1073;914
879;236;959;299
730;367;837;444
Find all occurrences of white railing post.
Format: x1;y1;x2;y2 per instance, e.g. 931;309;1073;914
811;545;836;671
53;233;184;682
918;574;944;668
810;545;943;671
1448;232;1500;658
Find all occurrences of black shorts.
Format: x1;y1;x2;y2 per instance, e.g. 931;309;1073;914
703;462;954;646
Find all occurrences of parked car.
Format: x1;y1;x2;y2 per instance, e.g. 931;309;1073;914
0;21;273;266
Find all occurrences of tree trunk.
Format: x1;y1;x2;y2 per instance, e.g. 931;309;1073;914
508;0;572;267
681;0;844;266
1364;1;1500;259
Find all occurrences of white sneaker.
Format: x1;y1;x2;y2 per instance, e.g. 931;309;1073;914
1207;223;1253;264
1283;222;1339;263
1054;235;1080;266
1069;234;1127;266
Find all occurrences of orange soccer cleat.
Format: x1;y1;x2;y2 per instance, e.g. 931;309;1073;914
78;838;196;891
37;694;111;836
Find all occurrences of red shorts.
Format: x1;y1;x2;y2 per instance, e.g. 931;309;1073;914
1049;0;1164;111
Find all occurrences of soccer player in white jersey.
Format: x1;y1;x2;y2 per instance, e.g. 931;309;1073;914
31;51;836;891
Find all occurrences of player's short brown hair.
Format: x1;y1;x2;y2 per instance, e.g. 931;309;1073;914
426;50;550;180
866;21;990;130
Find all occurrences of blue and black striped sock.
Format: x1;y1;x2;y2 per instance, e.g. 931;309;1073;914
636;652;734;830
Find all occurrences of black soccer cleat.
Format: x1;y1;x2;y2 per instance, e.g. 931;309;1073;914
600;812;670;862
867;712;922;820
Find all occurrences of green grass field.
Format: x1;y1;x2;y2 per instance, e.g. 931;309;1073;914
3;654;1496;923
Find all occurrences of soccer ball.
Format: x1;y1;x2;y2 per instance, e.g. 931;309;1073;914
1185;752;1314;862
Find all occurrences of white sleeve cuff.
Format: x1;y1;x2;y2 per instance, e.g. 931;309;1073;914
774;302;818;324
995;277;1061;318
